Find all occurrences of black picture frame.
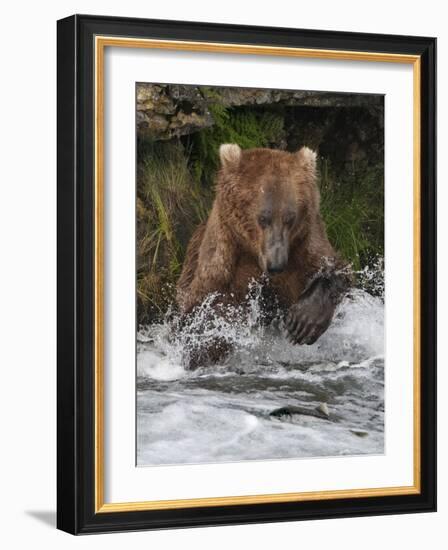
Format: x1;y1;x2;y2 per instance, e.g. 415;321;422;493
57;14;436;535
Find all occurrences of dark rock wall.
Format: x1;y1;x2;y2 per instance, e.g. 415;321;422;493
136;83;383;167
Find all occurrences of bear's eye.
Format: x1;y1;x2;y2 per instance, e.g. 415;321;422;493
258;214;271;227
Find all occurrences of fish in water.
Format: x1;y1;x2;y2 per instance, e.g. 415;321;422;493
270;402;331;421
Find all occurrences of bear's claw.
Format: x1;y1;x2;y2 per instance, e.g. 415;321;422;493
285;278;336;345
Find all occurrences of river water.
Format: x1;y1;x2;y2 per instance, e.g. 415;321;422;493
136;285;384;466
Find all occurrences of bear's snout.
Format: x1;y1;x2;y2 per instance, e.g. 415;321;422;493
267;264;285;275
265;240;289;275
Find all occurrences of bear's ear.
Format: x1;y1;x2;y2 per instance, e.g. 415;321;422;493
296;146;317;172
219;143;241;171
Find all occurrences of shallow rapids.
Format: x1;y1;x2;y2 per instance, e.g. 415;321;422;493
136;284;384;466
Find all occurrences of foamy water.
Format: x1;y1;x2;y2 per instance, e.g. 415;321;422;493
137;282;384;466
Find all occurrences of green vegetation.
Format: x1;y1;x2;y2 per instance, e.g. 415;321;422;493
136;141;212;325
319;158;384;271
137;102;384;325
189;100;285;186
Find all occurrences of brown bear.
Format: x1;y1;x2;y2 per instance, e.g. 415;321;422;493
176;143;350;365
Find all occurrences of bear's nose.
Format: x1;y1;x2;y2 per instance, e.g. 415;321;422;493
265;236;288;275
267;264;285;275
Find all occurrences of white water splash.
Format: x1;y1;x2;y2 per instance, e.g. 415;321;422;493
137;272;385;466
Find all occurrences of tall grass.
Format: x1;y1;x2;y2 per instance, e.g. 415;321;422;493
136;141;212;324
319;158;384;271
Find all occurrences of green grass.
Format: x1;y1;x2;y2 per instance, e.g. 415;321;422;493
136;141;212;324
319;158;384;271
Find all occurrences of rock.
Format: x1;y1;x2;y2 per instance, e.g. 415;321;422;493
136;112;169;135
203;87;383;109
136;83;383;143
137;83;213;140
136;84;175;114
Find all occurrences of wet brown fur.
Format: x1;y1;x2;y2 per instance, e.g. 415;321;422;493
176;145;340;315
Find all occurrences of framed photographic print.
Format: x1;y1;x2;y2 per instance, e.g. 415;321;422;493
57;14;436;534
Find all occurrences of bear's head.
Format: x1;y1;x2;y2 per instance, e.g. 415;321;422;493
217;143;320;275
